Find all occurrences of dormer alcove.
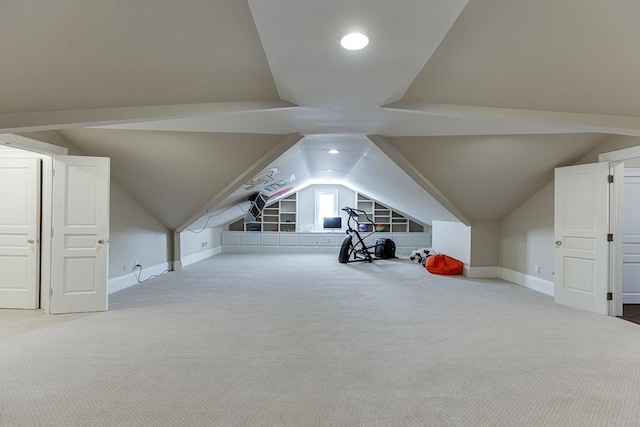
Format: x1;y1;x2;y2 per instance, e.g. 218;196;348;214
223;184;431;255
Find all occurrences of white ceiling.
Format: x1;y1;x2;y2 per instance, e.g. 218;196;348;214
3;0;639;230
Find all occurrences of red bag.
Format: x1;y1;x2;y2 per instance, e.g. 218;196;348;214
425;254;463;275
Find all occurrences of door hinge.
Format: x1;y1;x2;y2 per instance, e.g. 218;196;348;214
607;292;613;301
50;288;53;298
51;228;54;237
608;174;614;183
607;233;613;242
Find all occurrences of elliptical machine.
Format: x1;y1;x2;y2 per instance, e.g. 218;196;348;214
338;207;395;263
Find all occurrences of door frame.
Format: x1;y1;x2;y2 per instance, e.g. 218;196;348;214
0;134;67;313
600;145;640;316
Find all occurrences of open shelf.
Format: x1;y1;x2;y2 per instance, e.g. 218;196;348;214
230;193;298;232
355;193;424;233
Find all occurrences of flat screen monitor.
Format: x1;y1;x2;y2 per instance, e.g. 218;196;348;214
323;216;342;229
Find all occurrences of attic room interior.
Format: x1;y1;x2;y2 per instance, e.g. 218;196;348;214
2;0;640;425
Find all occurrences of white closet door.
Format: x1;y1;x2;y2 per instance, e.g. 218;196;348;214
0;158;40;309
50;156;110;314
554;162;610;315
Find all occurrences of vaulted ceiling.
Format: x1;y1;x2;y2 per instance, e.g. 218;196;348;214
2;0;638;230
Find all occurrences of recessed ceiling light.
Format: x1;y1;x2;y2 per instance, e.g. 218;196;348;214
327;149;340;154
340;32;369;51
325;169;334;172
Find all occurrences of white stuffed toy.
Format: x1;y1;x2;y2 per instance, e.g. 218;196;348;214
409;248;431;264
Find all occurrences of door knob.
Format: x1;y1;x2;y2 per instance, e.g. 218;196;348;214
27;239;35;244
555;240;562;247
98;239;105;245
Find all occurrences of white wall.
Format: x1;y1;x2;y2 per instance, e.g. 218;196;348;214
18;131;174;282
431;220;471;265
498;135;640;283
181;226;222;256
109;181;171;278
179;226;223;267
470;221;500;267
296;184;356;232
500;182;554;281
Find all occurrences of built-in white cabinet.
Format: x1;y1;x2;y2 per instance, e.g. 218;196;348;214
221;231;431;256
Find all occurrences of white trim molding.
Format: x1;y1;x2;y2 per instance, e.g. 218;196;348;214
182;246;222;267
108;262;172;294
599;145;640;162
464;266;501;278
0;133;68;155
623;293;640;304
501;267;555;297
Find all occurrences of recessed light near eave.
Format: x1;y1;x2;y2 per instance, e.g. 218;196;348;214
327;149;340;154
325;169;334;172
340;32;369;51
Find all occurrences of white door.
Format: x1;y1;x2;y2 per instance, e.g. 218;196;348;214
0;158;40;309
554;162;610;315
623;169;640;304
50;156;110;314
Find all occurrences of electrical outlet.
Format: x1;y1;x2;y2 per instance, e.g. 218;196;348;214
135;260;140;267
535;265;540;274
122;263;128;271
201;241;208;248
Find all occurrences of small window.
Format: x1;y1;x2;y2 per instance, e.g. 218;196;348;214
315;190;338;228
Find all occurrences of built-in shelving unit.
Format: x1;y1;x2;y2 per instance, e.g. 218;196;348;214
356;193;424;233
228;193;297;232
229;192;425;235
224;191;430;254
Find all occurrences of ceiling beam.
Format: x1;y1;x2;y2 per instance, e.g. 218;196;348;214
0;100;296;134
384;102;640;137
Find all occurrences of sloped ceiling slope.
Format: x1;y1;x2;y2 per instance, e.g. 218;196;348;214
193;134;460;229
346;139;459;225
6;0;636;234
402;0;640;117
387;134;608;222
0;0;278;114
58;129;294;229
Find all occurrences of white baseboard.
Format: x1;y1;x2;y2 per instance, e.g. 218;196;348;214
108;261;172;294
623;293;640;304
464;266;501;278
222;245;418;255
500;267;555;297
182;246;222;267
223;245;342;254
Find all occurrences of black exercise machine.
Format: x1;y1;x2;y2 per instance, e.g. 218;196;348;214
338;207;395;263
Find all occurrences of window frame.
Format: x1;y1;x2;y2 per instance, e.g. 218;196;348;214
314;189;339;228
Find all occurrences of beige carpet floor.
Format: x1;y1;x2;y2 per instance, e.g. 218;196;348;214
1;253;640;426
